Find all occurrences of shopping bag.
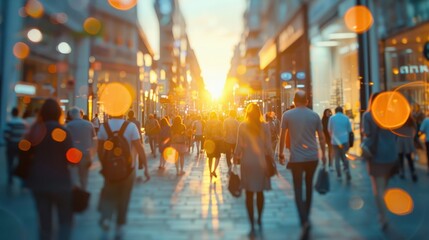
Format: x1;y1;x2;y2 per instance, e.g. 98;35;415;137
265;155;277;177
228;166;242;198
72;187;90;213
314;168;330;194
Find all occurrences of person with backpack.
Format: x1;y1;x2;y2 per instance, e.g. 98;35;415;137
3;107;28;189
97;113;150;239
144;114;161;158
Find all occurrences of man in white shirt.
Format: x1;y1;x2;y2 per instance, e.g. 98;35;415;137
97;114;149;239
328;106;352;181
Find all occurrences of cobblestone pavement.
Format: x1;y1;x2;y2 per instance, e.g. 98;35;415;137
0;145;428;240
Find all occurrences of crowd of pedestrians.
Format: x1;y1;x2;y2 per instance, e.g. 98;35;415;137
3;89;429;239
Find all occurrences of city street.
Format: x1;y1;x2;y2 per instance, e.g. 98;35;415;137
0;144;428;240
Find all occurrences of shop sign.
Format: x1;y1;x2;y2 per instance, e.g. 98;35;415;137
424;42;429;61
14;82;36;96
398;65;429;74
278;13;304;53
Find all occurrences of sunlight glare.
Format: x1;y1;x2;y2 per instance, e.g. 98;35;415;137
344;6;374;34
163;147;179;163
371;91;410;129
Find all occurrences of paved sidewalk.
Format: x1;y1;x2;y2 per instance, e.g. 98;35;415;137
0;145;428;240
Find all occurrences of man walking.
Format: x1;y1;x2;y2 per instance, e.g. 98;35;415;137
92;113;101;134
328;106;352;181
66;107;97;190
223;110;239;172
3;107;27;188
97;113;150;239
278;91;326;237
145;114;160;158
127;110;142;140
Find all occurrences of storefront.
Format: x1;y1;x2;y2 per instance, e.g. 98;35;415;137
383;22;429;110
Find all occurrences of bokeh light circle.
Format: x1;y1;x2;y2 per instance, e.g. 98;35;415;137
51;128;67;142
66;148;83;163
99;82;133;117
18;139;31;152
108;0;137;11
104;140;114;151
13;42;30;59
204;140;216;155
163;147;179;163
25;0;44;19
384;188;414;215
83;17;102;35
344;6;374;34
27;28;43;43
371;91;410;129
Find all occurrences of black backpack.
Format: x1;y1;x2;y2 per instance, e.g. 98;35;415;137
101;121;132;182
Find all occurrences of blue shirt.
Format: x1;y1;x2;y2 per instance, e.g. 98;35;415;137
281;107;322;162
419;118;429;142
328;112;352;146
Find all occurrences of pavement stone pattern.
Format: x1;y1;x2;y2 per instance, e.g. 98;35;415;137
0;144;428;240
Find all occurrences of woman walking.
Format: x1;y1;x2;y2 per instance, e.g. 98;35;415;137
322;108;333;170
158;117;171;170
234;103;273;233
361;92;398;230
24;98;75;240
171;116;187;175
396;115;418;182
204;112;224;178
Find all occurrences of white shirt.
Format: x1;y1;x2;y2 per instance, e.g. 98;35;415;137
98;119;141;167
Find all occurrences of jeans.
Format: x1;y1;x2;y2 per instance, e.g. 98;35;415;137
332;145;350;177
290;161;318;225
32;190;73;240
224;142;236;169
6;143;19;186
99;170;135;226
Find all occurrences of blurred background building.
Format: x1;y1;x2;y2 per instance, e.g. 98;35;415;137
154;0;205;117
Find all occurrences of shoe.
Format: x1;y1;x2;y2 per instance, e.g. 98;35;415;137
346;173;352;181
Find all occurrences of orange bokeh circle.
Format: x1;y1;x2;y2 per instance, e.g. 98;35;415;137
344;6;374;34
371;91;410;129
163;147;179;163
83;17;102;35
99;82;133;117
13;42;30;59
66;148;83;164
108;0;137;11
384;188;414;215
51;128;67;142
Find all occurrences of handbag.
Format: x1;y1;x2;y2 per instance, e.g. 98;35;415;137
228;166;242;198
14;147;33;180
349;131;354;147
265;155;277;177
314;168;330;194
72;187;91;213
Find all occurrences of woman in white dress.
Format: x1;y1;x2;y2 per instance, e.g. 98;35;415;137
234;103;273;232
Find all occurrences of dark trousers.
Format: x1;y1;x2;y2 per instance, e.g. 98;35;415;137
32;190;73;240
148;136;157;155
6;143;19;186
333;145;350;177
99;170;135;226
224;142;236;169
290;161;318;225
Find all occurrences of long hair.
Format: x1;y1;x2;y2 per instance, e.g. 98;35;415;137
26;98;62;146
245;103;264;136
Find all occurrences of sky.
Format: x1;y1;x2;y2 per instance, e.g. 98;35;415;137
137;0;246;99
